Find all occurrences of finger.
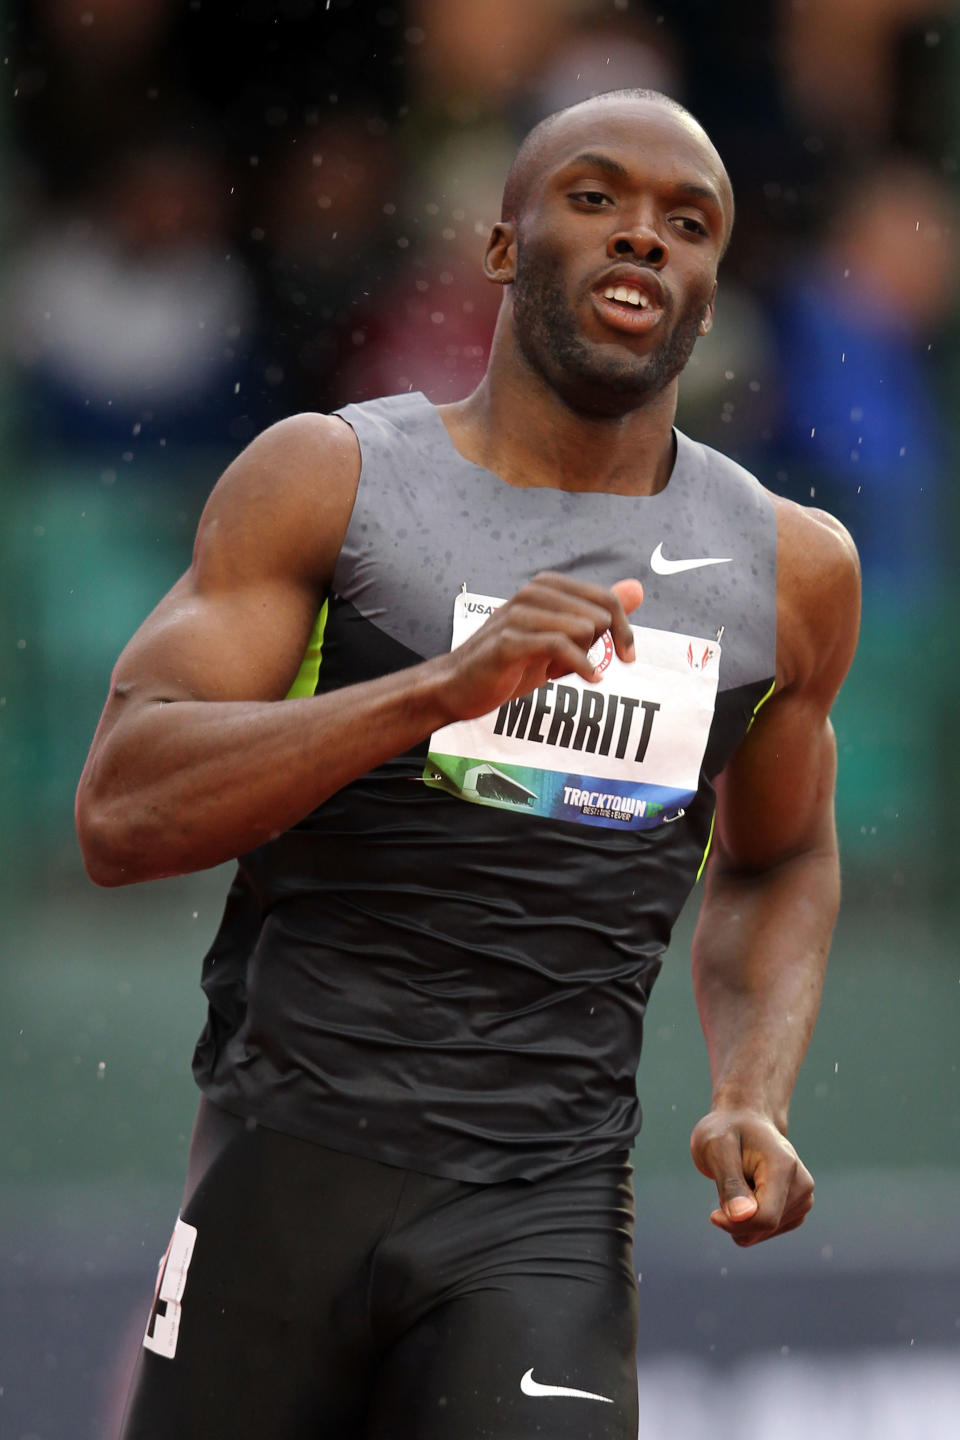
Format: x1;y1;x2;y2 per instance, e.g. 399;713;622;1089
495;574;642;679
526;572;642;628
497;628;609;690
746;1177;790;1234
775;1175;815;1231
710;1169;812;1243
497;589;636;682
608;579;642;661
745;1148;812;1235
698;1132;760;1224
494;603;621;681
709;1209;782;1245
508;588;624;653
727;1210;810;1247
709;1167;814;1246
771;1211;810;1238
708;1198;757;1231
709;1206;782;1246
526;571;634;607
611;578;644;615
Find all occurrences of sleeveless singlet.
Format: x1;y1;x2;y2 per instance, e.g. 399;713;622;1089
192;393;777;1183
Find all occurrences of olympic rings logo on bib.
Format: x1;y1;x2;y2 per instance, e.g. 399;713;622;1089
587;631;614;675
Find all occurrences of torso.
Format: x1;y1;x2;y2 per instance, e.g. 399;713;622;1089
192;392;779;1182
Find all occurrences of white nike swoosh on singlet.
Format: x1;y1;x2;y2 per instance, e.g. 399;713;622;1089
650;542;732;575
520;1368;614;1403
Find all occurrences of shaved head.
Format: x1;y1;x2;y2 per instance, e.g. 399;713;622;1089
501;89;733;250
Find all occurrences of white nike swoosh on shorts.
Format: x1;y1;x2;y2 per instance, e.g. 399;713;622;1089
520;1368;614;1403
650;541;731;575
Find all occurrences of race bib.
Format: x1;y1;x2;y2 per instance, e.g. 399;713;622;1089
424;591;720;831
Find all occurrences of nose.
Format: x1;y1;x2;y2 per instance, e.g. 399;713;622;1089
607;215;668;268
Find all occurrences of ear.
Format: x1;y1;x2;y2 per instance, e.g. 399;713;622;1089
483;222;517;284
698;282;717;337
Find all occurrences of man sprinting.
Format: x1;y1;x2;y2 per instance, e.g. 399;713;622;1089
78;89;860;1440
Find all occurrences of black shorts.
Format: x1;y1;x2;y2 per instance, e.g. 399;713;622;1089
120;1100;639;1440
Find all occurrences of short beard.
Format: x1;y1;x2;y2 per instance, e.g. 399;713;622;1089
512;251;705;417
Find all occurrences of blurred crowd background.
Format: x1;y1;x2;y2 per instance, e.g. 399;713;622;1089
1;3;959;1438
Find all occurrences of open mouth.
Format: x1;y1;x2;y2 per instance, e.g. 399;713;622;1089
591;282;664;334
601;284;652;311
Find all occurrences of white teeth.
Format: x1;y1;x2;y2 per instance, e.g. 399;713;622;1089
603;285;650;309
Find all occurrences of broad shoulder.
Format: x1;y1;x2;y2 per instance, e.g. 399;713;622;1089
768;490;861;698
202;411;361;535
193;411;362;591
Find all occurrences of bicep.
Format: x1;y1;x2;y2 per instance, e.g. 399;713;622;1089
89;411;359;734
713;691;838;872
107;566;325;708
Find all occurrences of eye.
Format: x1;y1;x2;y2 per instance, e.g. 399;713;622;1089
569;190;613;208
671;215;709;237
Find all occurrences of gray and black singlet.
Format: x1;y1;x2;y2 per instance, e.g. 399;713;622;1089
192;392;777;1184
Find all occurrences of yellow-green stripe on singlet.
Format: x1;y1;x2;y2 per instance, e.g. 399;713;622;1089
285;600;329;699
696;810;717;883
696;677;777;882
746;677;776;734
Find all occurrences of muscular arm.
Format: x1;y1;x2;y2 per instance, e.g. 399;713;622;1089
77;413;643;886
689;502;860;1245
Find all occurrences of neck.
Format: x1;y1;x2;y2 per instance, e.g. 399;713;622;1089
438;310;679;495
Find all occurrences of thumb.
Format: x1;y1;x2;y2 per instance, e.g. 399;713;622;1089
712;1177;758;1225
611;578;644;615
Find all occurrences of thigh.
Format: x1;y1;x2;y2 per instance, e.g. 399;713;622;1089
364;1160;639;1440
365;1268;638;1440
119;1108;403;1440
120;1282;373;1440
